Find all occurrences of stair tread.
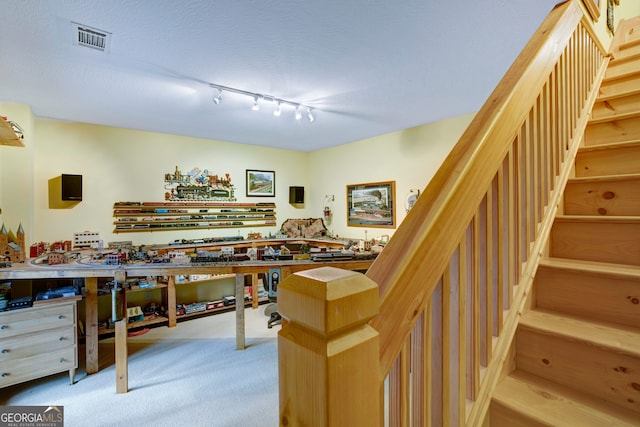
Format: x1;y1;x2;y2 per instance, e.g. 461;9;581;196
618;37;640;54
520;309;640;357
603;59;640;74
595;86;640;104
578;139;640;152
493;370;640;426
589;110;640;125
609;50;640;66
555;215;640;223
567;172;640;183
539;257;640;279
605;60;640;78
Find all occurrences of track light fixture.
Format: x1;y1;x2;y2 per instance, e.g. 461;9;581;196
209;83;315;122
212;88;223;104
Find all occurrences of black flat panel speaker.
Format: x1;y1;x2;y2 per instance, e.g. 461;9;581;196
289;186;304;203
61;174;82;201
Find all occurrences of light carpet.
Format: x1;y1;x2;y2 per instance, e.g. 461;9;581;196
0;306;280;427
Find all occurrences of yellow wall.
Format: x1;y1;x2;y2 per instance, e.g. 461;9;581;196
29;120;310;246
307;114;474;241
0;110;470;247
0;118;308;244
0;103;34;244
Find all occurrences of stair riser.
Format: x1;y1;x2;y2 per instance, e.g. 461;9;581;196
616;42;640;60
564;178;640;216
618;17;640;45
535;266;640;328
605;57;640;81
598;73;640;100
585;117;640;146
551;221;640;265
576;144;640;177
591;92;640;122
516;328;640;414
489;401;551;427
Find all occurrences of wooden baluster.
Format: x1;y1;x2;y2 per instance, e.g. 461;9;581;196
278;267;379;427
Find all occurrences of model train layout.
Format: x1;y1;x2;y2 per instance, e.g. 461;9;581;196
21;233;382;269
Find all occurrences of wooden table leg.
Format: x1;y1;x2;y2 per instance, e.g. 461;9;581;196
251;272;259;309
235;273;245;350
167;276;176;327
85;277;99;374
115;318;128;393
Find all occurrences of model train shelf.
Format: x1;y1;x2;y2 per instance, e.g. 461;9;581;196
113;201;276;233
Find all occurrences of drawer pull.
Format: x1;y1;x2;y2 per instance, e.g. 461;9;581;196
59;337;65;341
58;315;65;319
0;325;7;330
1;372;8;378
1;349;8;353
59;358;65;363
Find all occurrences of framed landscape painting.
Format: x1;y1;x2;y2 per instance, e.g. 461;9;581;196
346;181;396;228
246;169;275;197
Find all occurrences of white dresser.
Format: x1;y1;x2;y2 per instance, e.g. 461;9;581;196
0;296;80;388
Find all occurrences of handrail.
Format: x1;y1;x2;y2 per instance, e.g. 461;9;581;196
277;0;609;425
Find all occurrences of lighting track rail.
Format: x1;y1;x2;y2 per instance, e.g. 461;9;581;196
209;83;315;122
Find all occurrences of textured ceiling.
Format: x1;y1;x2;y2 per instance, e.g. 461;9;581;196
0;0;561;152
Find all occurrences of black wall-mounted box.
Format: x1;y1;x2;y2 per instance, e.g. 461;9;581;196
289;186;304;203
61;174;83;201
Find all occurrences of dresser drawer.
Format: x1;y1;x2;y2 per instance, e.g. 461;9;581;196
0;347;76;388
0;303;76;339
0;326;76;362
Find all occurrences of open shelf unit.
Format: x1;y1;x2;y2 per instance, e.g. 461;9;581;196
0;116;25;147
98;314;169;335
176;298;268;321
96;273;266;336
172;273;267;320
97;280;169;335
113;201;276;233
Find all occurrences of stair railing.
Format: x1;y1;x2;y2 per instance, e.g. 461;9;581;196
277;1;609;425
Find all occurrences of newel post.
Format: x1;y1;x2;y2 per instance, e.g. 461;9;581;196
278;267;380;427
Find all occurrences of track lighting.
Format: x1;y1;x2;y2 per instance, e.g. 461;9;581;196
209;83;315;122
212;88;223;104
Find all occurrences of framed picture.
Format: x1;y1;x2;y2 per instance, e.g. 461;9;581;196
346;181;396;228
246;169;275;197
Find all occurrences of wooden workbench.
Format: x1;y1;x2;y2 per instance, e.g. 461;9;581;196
0;257;374;375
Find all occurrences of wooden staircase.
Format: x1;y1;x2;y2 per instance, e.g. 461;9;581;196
490;19;640;426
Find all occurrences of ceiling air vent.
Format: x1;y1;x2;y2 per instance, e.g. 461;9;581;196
72;22;111;53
